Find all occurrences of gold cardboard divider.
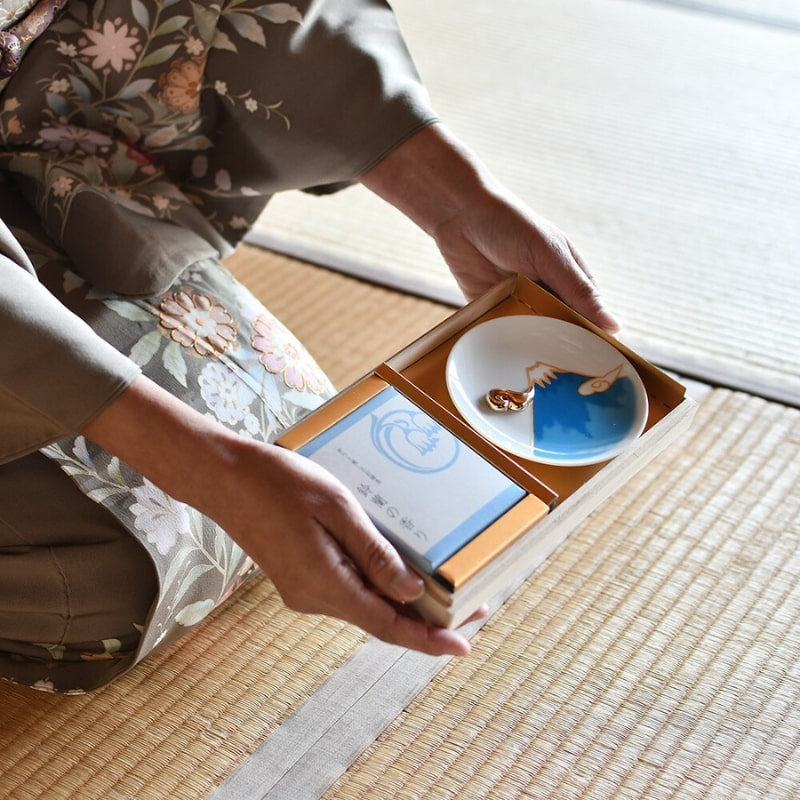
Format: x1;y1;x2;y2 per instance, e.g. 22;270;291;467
386;275;687;505
277;276;695;627
277;374;388;451
435;494;549;590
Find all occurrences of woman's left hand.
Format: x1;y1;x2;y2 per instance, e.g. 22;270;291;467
362;123;620;335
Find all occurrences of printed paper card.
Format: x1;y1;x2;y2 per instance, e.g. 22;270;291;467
299;386;527;573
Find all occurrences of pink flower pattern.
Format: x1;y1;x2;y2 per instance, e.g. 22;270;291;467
80;19;139;72
252;313;326;394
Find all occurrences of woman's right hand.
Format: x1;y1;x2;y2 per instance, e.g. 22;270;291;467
206;439;476;655
82;375;476;656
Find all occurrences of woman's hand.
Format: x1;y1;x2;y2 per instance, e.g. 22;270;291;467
362;123;620;334
82;376;477;656
207;438;479;655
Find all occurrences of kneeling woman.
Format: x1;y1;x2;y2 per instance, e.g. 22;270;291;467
0;0;618;692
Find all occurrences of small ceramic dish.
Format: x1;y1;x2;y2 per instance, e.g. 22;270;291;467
445;315;648;466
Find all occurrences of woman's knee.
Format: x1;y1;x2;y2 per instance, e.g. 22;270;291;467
0;451;157;649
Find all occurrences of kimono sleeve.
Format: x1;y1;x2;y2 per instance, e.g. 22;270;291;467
204;0;440;195
0;222;140;464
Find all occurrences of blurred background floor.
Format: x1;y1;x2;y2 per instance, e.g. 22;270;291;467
250;0;800;406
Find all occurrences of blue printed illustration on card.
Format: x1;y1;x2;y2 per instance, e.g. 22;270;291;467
299;386;526;573
370;407;459;474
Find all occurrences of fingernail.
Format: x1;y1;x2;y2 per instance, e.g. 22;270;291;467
392;571;425;601
441;630;471;656
451;637;471;656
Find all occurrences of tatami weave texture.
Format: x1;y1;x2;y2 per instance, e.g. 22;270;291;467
0;579;367;800
0;248;451;800
325;389;800;799
250;0;800;405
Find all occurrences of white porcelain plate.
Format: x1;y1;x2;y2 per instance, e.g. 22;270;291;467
445;315;649;466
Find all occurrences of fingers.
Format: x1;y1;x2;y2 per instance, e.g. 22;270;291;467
299;477;473;654
346;522;426;605
187;432;476;658
297;529;472;657
336;565;472;656
267;450;425;606
296;507;472;655
445;193;621;334
529;225;620;335
549;258;621;335
319;482;426;605
563;239;621;334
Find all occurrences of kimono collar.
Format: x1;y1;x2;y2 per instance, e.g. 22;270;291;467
0;0;67;78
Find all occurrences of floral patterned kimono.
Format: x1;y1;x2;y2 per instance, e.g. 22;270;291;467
0;0;435;691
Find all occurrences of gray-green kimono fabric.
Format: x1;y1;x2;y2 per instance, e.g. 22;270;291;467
27;256;335;693
0;0;432;296
0;0;435;691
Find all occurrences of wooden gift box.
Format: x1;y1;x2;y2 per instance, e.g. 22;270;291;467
276;276;697;628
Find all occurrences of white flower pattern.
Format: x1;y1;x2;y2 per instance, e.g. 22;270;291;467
38;256;333;691
130;479;191;555
199;360;257;424
80;19;139;72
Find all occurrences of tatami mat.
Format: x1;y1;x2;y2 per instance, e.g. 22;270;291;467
249;0;800;405
0;577;367;800
322;388;800;799
224;247;454;390
3;247;799;798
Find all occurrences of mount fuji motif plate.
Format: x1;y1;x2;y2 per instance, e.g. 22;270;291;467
445;316;648;466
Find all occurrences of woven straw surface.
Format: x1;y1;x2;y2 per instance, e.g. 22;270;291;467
0;578;366;800
0;247;450;800
251;0;800;404
325;389;800;799
225;246;454;390
4;248;799;799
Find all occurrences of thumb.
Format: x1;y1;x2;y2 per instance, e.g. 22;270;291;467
333;501;425;604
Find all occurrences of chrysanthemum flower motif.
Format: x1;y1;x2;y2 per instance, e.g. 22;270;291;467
158;57;204;114
57;41;77;57
199;361;255;424
251;313;326;394
81;19;138;72
49;78;70;94
158;290;237;356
